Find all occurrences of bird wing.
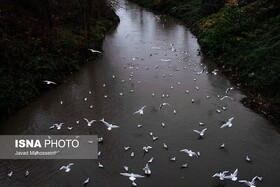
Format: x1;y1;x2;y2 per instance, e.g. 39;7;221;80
120;172;132;177
84;118;89;123
228;117;234;123
201;128;207;134
193;130;201;134
233;168;238;176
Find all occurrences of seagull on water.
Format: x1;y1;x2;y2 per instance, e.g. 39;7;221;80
60;163;74;172
84;118;96;127
193;128;207;138
137;124;142;128
88;48;101;53
143;163;151;175
221;117;234;128
98;163;104;168
124;146;131;151
25;170;29;177
133;106;146;115
239;176;262;187
224;168;238;181
43;80;56;85
220;143;225;149
163;143;168;150
100;118;119;130
120;172;145;186
170;157;176;162
212;171;229;180
180;149;199;158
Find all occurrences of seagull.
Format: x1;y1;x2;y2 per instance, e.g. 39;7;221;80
225;87;234;93
181;163;188;168
49;123;64;130
159;103;171;110
152;136;158;141
180;149;199;158
161;122;165;127
133;106;146;115
221;117;234;128
98;137;103;143
220;143;225;149
173;110;177;114
100;118;119;130
60;163;74;172
143;163;151;175
193;128;207;138
120;172;145;186
216;109;221;113
212;171;229;180
143;146;152;153
239;176;262;187
224;168;238;181
124;146;131;151
137;124;142;128
212;69;218;75
98;151;101;157
25;170;29;177
131;152;134;158
43;80;56;85
170;157;176;162
148;157;154;163
163;143;168;149
8;171;13;178
220;96;234;100
119;93;123;96
67;127;73;130
124;166;129;171
84;118;96;127
98;163;104;168
199;122;205;126
246;156;252;163
83;178;90;185
88;48;101;53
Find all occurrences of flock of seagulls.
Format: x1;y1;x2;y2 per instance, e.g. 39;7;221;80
5;7;268;187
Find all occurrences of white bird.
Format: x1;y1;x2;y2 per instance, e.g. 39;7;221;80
43;80;56;85
181;163;188;168
8;171;13;178
119;93;123;96
88;48;101;53
143;163;151;175
161;122;165;127
216;109;221;113
180;149;199;158
124;166;129;171
133;106;146;115
84;118;96;127
220;96;234;100
98;137;103;143
83;178;90;185
25;170;29;177
49;123;64;130
221;117;234;128
131;152;134;158
148;157;154;163
173;110;177;114
212;69;218;75
98;163;104;168
137;124;142;128
220;143;225;149
152;136;158;141
100;118;119;130
124;146;131;151
212;171;229;180
224;169;238;181
239;176;262;187
193;128;207;138
60;163;74;172
163;143;168;149
159;103;171;110
225;87;234;93
199;122;205;126
246;155;252;163
143;146;152;153
120;172;145;186
170;157;176;162
98;151;101;157
67;127;73;130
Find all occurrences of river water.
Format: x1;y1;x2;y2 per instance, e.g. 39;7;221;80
0;1;279;186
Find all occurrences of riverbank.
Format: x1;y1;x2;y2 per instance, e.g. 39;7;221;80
129;0;280;124
0;0;119;119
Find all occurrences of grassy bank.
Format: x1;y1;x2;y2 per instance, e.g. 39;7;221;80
0;0;119;119
129;0;280;124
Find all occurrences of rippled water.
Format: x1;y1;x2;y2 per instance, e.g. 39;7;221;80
0;1;279;186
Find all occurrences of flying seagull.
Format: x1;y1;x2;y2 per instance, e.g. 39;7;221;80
133;106;146;115
180;149;199;158
143;163;151;175
120;172;145;186
84;118;96;127
83;177;90;185
88;48;101;53
193;128;207;138
100;118;119;130
221;117;234;128
239;176;262;187
60;163;74;172
43;80;56;85
159;103;171;110
224;168;238;181
212;171;229;180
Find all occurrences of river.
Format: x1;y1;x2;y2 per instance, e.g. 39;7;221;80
0;0;279;186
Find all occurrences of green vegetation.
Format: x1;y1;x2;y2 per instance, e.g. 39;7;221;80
0;0;119;119
130;0;280;123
